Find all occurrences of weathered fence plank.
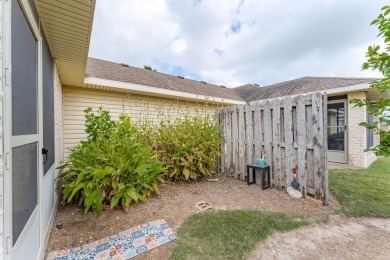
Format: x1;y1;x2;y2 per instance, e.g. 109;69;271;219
312;93;324;201
253;102;263;185
219;108;225;174
263;100;273;186
238;105;246;180
280;103;286;188
284;97;294;188
251;103;257;164
305;104;314;191
246;104;254;182
225;108;232;176
254;102;262;161
232;106;239;179
296;95;307;197
246;104;254;164
272;99;281;189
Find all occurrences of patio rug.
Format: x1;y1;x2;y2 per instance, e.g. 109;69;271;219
47;219;176;260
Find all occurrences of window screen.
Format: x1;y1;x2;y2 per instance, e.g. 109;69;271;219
42;30;55;174
11;0;37;136
12;143;38;245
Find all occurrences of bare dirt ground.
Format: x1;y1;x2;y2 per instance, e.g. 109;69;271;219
46;173;336;259
249;215;390;260
47;172;390;260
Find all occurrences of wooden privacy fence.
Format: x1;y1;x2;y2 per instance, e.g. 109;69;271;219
216;92;329;205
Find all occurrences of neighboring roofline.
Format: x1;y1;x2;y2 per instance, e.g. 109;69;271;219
248;82;373;103
84;76;246;105
238;76;379;92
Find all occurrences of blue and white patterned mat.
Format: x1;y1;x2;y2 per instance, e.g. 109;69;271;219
47;219;176;260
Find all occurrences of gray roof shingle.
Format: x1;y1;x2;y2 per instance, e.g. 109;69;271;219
86;59;378;103
235;77;378;102
86;58;245;102
234;84;262;100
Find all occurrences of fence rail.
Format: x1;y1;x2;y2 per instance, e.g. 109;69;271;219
217;92;329;204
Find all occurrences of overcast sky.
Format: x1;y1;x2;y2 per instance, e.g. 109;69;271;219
89;0;386;87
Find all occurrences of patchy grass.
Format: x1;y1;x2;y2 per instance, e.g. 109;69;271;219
329;157;390;217
169;210;309;260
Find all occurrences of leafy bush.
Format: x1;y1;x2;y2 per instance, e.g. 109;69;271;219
57;107;165;214
145;113;223;181
58;106;223;214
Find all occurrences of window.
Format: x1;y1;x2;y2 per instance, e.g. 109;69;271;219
366;112;374;148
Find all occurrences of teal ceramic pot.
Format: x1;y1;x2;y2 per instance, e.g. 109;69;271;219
257;159;265;166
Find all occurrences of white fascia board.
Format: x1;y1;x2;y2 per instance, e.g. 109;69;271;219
84;77;246;105
293;82;372;96
325;82;372;95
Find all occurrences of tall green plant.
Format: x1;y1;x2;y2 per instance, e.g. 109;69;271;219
57;107;164;214
147;113;223;181
350;5;390;157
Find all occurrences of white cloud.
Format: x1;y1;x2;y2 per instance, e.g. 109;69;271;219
170;38;188;54
89;0;387;87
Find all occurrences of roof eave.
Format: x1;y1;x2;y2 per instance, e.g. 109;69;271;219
84;76;246;105
36;0;96;87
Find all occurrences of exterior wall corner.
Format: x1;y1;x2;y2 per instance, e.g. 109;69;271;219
54;63;64;192
347;92;368;168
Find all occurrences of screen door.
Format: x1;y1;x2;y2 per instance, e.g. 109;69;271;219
9;0;40;258
327;101;347;163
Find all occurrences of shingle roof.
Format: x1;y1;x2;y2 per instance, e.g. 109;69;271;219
236;77;378;102
86;57;245;102
234;84;262;100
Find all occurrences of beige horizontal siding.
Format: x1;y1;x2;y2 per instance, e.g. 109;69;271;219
63;86;220;156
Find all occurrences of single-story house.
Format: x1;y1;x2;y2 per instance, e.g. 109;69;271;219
234;76;388;168
0;1;244;259
1;1;387;259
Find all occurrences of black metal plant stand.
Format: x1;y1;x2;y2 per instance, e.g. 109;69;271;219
246;164;271;190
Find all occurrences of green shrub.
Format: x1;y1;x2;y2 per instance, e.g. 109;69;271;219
146;113;223;181
57;107;165;214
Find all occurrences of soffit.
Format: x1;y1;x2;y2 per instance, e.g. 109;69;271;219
35;0;95;86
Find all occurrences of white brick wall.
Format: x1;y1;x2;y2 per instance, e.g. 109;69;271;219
347;92;377;167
